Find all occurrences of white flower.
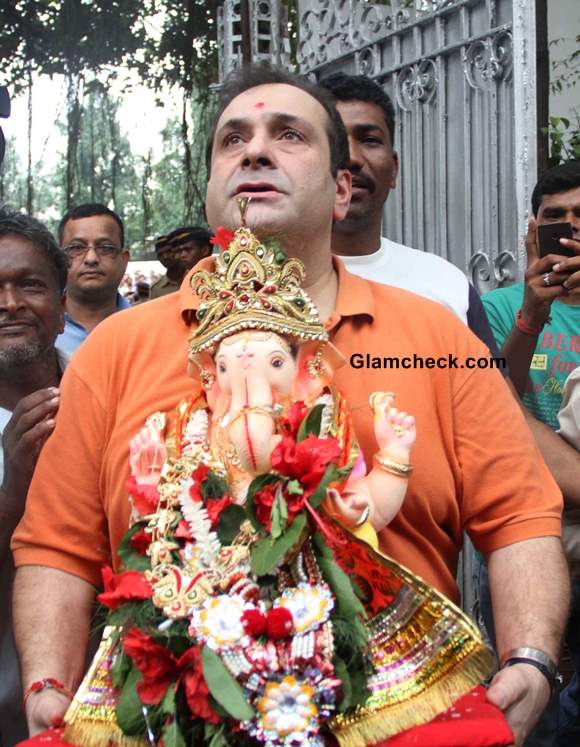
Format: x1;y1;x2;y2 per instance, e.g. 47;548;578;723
257;675;317;738
274;583;333;634
190;594;246;648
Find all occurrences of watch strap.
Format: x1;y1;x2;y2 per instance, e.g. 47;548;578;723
500;647;557;693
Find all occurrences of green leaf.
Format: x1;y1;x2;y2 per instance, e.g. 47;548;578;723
286;479;303;496
251;512;307;576
333;656;352;711
161;685;176;716
216;504;246;545
312;533;367;623
162;718;186;747
202;471;228;500
206;723;230;747
110;649;132;689
296;403;325;441
116;667;147;736
117;522;151;572
270;487;288;539
201;646;254;721
308;463;351;510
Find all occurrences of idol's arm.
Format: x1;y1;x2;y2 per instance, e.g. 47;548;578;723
13;566;95;735
486;537;569;746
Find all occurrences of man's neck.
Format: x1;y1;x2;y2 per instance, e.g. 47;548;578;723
0;351;60;411
65;293;119;333
332;216;382;257
288;241;337;322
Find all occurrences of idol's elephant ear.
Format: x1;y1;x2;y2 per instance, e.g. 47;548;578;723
188;350;228;418
293;340;346;402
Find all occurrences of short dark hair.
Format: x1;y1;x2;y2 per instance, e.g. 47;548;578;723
206;62;349;177
0;207;68;292
531;161;580;216
167;225;213;248
58;203;125;247
319;73;396;147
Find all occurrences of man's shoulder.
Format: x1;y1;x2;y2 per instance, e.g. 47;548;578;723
379;236;466;280
482;282;524;310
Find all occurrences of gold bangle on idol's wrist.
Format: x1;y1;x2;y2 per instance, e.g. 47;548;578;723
373;453;413;478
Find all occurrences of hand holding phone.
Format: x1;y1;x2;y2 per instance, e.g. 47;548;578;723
537;222;574;258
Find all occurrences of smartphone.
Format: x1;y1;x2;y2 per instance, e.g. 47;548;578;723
537;222;574;258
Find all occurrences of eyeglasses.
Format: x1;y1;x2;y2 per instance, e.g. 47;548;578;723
63;242;122;259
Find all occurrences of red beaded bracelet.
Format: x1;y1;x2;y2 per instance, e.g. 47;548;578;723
23;677;74;706
515;309;548;336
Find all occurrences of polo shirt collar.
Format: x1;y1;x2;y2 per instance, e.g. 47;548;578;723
179;255;376;326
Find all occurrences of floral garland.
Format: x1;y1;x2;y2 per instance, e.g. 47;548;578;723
95;400;369;747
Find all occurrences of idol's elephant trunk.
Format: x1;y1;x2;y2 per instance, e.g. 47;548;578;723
227;371;276;475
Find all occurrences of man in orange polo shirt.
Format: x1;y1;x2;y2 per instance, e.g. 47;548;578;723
12;65;568;745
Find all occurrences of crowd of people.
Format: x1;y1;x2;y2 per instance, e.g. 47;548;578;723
0;63;579;747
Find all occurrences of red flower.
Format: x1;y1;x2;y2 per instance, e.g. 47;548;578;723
279;401;308;438
129;529;151;556
122;630;219;723
97;567;153;611
189;463;210;503
253;483;278;531
266;607;294;639
205;495;235;528
241;608;267;637
271;434;341;493
126;475;160;517
210;227;235;250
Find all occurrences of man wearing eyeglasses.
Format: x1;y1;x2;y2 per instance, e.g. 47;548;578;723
56;204;130;356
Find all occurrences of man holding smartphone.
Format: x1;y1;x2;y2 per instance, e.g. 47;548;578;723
483;161;580;428
483;160;580;746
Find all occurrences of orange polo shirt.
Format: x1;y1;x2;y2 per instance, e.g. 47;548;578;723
12;259;562;602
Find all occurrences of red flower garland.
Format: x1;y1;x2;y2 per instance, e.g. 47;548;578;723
97;567;153;611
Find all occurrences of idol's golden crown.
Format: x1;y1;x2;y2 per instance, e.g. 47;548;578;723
188;226;327;355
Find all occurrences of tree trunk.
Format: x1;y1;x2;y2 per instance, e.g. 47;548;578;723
26;66;33;214
65;71;82;209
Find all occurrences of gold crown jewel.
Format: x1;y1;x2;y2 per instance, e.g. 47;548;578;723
189;218;327;355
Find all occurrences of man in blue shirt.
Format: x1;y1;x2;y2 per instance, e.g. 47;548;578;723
56;204;130;356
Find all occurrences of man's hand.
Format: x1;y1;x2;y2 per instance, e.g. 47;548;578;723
520;218;578;328
25;689;72;736
1;387;60;511
487;663;551;746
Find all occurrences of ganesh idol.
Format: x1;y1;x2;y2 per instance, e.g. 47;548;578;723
62;203;498;747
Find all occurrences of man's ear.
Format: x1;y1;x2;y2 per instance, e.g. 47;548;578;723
333;168;352;222
391;151;399;189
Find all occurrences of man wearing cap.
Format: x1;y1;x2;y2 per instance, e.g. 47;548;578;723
150;226;212;299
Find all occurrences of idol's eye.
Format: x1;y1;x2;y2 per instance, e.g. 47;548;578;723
218;361;227;373
270;356;285;369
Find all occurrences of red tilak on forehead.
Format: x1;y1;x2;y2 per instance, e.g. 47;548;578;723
255;101;265;109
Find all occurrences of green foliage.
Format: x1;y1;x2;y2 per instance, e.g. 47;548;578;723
543;113;580;167
201;645;255;721
270;487;288;539
116;667;148;736
296;403;325;441
162;718;187;747
216;504;246;545
251;512;307;576
118;521;152;572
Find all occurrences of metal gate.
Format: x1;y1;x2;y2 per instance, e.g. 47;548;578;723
297;0;538;291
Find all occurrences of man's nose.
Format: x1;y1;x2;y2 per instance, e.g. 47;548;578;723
348;136;364;172
241;132;275;168
0;284;26;313
82;246;101;265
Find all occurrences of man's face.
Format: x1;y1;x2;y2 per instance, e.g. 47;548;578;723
171;240;211;273
206;83;350;237
336;99;398;229
537;186;580;240
0;235;64;371
62;215;129;300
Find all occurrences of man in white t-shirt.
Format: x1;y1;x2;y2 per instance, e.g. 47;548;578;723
320;73;483;329
0;209;67;747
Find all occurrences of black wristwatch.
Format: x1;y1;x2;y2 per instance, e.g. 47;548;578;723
501;647;558;694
